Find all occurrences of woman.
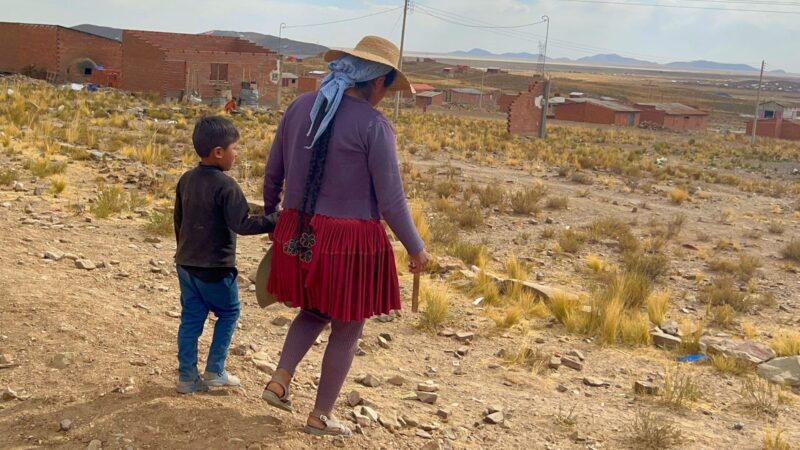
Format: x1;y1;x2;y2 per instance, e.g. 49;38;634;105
261;36;429;437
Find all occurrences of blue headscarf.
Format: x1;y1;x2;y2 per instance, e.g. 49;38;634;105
306;55;393;148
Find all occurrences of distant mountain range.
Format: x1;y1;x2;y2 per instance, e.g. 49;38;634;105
72;25;328;57
446;48;773;73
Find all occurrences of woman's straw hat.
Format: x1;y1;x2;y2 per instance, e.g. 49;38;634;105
323;36;411;93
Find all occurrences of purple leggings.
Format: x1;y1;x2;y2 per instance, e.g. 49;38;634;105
277;309;365;413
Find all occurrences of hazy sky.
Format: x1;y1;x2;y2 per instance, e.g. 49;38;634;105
3;0;797;72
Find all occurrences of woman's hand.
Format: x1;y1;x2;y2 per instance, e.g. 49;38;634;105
408;250;429;274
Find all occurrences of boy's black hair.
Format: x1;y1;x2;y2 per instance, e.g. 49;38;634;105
192;116;240;157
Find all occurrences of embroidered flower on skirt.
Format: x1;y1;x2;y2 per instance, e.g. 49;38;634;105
283;230;317;262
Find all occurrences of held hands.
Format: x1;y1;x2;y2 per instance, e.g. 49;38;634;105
408;250;430;274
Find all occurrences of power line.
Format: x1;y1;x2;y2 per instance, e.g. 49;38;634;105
557;0;800;14
284;6;404;29
677;0;800;6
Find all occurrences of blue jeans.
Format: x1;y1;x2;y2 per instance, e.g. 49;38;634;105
176;266;240;381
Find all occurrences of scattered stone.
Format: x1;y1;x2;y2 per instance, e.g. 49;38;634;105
378;414;400;430
651;331;682;349
144;237;162;244
583;377;608;387
417;381;439;392
230;344;249;356
165;311;181;319
377;336;390;349
44;251;64;261
59;419;73;431
757;356;800;386
86;440;102;450
129;359;147;367
661;320;680;336
438;329;455;338
455;331;474;343
421;441;444;450
358;405;379;423
570;431;588;443
2;387;19;401
561;356;583;371
379;332;393;341
436;408;451;420
347;390;363;407
567;349;585;361
270;316;291;327
548;356;562;369
75;259;96;270
416;429;433;439
416;391;438;404
702;338;777;364
484;411;504;424
50;352;74;369
456;346;469;357
357;374;382;388
556;384;568;393
633;381;660;396
387;375;405;387
401;414;420;428
733;422;744;431
0;354;12;365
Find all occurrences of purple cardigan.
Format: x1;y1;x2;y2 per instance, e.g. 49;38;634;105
263;92;424;256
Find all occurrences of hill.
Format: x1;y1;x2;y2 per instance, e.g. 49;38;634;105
72;24;123;41
208;30;327;58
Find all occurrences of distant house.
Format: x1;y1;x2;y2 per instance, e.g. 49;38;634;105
486;67;501;74
635;103;710;132
404;83;436;99
758;101;800;120
415;91;443;108
281;73;298;89
448;87;496;107
0;21;121;84
297;75;321;94
555;98;641;126
121;30;277;103
569;92;585;98
746;118;800;141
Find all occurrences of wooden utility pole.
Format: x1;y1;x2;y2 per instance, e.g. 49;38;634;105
276;23;286;109
750;60;765;146
393;0;409;121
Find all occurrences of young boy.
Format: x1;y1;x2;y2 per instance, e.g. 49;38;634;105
174;116;277;393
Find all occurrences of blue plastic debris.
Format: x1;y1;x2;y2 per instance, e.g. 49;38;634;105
676;354;707;363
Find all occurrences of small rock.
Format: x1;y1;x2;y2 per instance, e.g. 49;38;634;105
548;356;562;369
270;316;291;327
583;377;608;387
50;352;74;369
86;440;102;450
0;354;12;365
438;329;455;337
44;251;64;261
417;381;439;393
75;259;96;270
59;419;73;431
757;356;800;386
333;436;346;447
2;387;19;401
165;311;181;319
421;441;443;450
633;381;660;396
436;408;451;420
556;384;568;393
378;414;400;430
561;356;583;371
733;422;744;431
661;320;680;336
456;346;469;357
357;374;382;388
358;406;379;422
416;391;438;404
144;237;162;244
387;375;405;387
347;390;363;407
455;331;474;343
377;336;390;349
651;331;682;349
567;349;585;361
379;332;393;341
484;411;504;424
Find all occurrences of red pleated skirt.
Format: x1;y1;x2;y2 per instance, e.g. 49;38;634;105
267;208;401;322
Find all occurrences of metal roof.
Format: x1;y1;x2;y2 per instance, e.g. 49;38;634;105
451;88;483;95
636;102;708;115
566;98;641;113
416;91;442;98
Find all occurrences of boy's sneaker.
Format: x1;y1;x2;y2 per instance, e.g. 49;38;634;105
203;371;241;387
176;376;209;394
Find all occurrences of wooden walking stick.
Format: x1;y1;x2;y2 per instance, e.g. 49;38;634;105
411;272;421;313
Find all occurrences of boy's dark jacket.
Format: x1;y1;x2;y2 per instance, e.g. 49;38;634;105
174;164;277;272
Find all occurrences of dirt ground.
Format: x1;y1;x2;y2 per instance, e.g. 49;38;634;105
0;77;799;450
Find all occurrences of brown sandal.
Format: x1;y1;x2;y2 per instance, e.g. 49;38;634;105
304;415;352;437
261;379;293;412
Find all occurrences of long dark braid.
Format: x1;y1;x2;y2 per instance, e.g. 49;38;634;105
290;99;334;261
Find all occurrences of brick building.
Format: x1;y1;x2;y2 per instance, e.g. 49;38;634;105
746;118;800;141
447;87;497;107
497;93;519;113
635;103;709;132
758;101;800;120
297;75;321;94
554;98;641;127
507;82;547;136
415;91;443;108
121;30;277;103
404;83;435;99
0;22;121;83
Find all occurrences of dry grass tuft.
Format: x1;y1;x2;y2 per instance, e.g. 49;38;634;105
0;169;18;186
477;183;505;208
549;293;583;333
503;347;550;375
702;277;748;312
24;158;66;177
710;355;753;376
620;312;652;347
781;239;800;263
545;195;569;210
629;411;682;450
504;254;527;281
709;304;736;328
557;229;587;254
145;210;174;237
417;282;450;331
770;331;800;357
646;290;670;326
667;187;689;204
510;181;547;215
762;428;791;450
740;377;780;416
50;175;67;194
709;254;762;281
492;305;523;329
450;241;486;266
91;185;128;218
663;365;701;409
409;201;431;246
470;270;501;306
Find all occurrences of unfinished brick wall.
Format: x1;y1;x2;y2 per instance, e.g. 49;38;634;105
0;23;59;75
497;93;519;113
507;82;546;136
781;121;800;140
297;76;321;94
121;31;168;96
58;27;122;81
